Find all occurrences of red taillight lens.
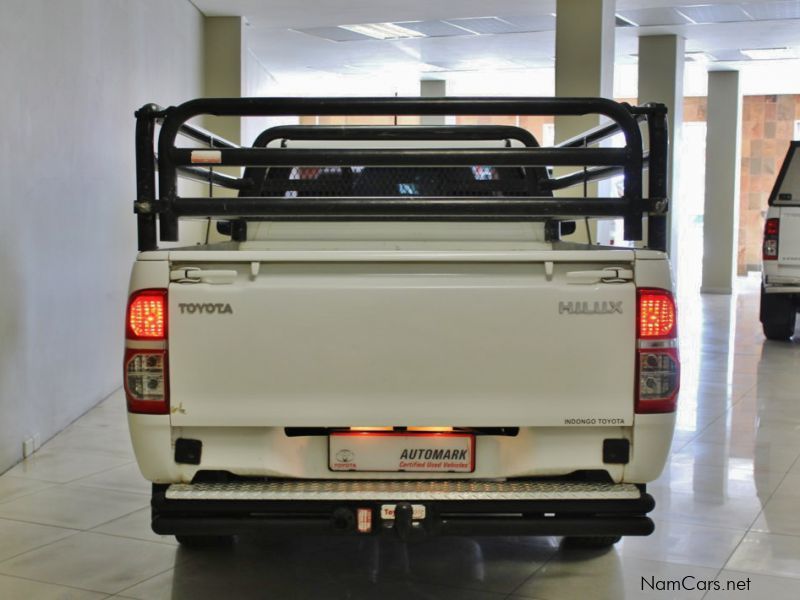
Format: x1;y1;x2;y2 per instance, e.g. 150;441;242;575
126;289;167;339
763;218;779;260
637;288;676;339
124;348;169;414
765;218;779;236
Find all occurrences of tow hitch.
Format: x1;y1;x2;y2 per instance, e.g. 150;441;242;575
392;502;432;541
332;503;434;539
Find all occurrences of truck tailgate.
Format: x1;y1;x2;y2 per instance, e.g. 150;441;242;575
167;252;636;427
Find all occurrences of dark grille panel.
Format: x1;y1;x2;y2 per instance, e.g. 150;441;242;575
255;166;536;197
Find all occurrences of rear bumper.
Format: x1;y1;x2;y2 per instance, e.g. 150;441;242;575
151;479;655;540
129;414;676;485
764;272;800;291
763;284;800;294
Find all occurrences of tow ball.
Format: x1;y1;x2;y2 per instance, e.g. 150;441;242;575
392;502;429;541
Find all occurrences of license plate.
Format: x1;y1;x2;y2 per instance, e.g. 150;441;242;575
329;432;475;472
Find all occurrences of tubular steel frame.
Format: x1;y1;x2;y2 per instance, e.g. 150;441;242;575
134;97;669;252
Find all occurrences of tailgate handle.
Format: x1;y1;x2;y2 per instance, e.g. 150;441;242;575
566;268;633;285
170;267;237;284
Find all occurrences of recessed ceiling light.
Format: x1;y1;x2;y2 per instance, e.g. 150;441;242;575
740;47;797;60
339;22;426;40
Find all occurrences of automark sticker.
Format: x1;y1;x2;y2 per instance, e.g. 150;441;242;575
329;432;474;472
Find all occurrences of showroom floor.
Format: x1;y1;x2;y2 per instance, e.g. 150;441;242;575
0;275;798;599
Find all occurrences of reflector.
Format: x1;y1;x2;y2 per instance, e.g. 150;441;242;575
124;348;169;414
635;348;680;413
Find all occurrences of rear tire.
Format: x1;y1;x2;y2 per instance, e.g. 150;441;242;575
760;289;796;340
175;534;233;548
562;535;621;549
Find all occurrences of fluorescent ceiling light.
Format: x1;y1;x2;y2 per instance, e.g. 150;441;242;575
740;47;797;60
339;22;426;40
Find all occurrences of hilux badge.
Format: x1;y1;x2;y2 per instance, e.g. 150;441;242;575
559;301;623;315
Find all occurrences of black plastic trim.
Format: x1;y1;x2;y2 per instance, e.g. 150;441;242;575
174;439;202;465
602;439;631;464
769;141;799;206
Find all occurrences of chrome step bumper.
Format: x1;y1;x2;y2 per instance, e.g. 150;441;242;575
153;479;655;540
166;480;641;502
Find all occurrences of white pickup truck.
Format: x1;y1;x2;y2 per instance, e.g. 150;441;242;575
126;97;678;548
761;141;800;340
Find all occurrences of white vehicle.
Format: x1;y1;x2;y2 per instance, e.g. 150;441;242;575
126;97;678;548
761;141;800;340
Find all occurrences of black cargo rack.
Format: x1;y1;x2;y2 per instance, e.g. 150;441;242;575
134;97;669;252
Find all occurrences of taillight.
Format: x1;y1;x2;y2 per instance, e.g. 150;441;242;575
636;288;679;413
125;289;168;414
637;289;676;339
126;290;167;339
763;218;779;260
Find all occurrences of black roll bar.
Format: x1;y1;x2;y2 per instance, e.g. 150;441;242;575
251;124;541;147
640;103;669;252
134;97;668;252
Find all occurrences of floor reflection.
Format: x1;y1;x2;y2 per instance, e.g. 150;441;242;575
160;535;562;599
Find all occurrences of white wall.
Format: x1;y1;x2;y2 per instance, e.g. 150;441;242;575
242;46;299;146
0;0;204;472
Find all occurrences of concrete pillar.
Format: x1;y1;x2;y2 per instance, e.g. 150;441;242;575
421;79;447;126
701;71;742;294
554;0;615;140
204;16;245;144
554;0;616;243
638;35;685;259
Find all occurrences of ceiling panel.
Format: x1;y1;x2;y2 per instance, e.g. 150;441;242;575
395;20;472;37
199;0;800;87
502;14;557;32
292;26;373;42
444;17;525;35
742;1;800;20
676;3;753;24
616;7;693;26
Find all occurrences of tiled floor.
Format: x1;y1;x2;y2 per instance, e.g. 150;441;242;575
1;275;799;599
